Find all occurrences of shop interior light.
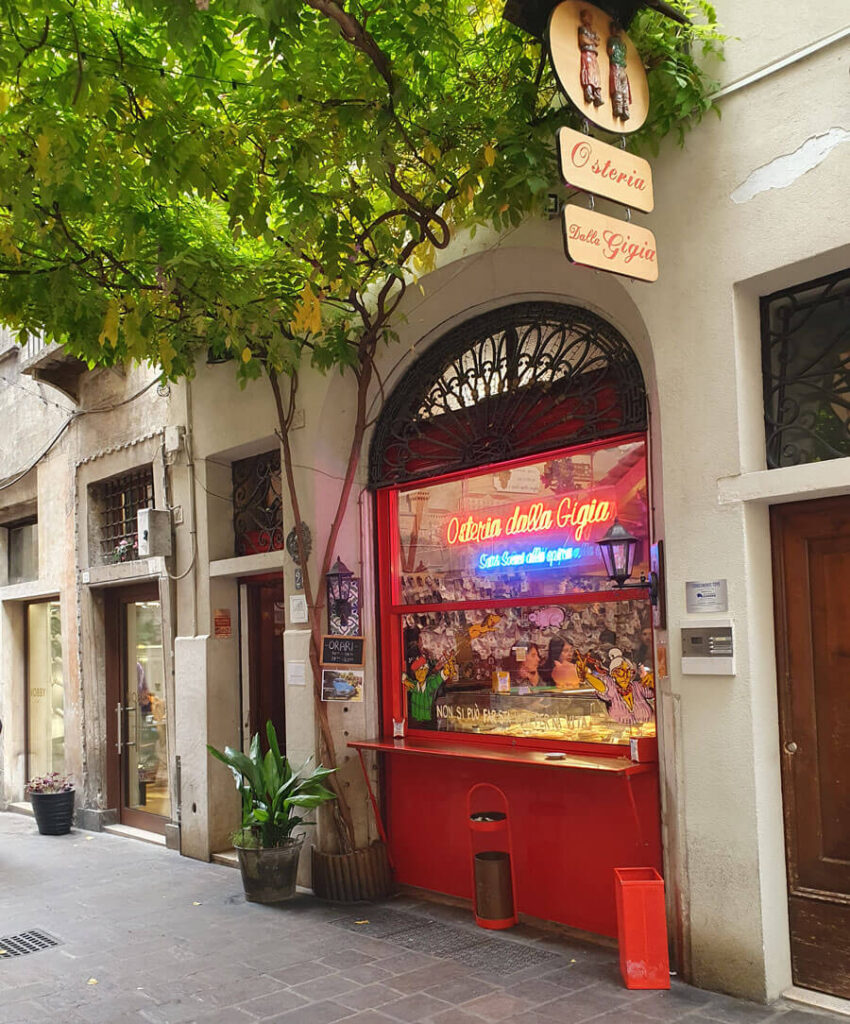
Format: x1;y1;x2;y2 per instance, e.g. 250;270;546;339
597;519;659;604
326;556;355;629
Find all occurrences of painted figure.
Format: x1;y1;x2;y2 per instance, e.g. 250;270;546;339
576;647;654;724
546;638;583;690
607;22;632;122
578;9;604;108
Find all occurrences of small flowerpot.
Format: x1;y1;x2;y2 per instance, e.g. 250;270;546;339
235;835;305;903
30;790;75;836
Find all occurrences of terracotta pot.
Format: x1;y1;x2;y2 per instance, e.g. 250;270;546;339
30;790;75;836
235;835;305;903
311;840;394;902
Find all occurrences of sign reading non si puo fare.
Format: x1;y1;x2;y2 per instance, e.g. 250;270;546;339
562;204;659;283
557;127;654;213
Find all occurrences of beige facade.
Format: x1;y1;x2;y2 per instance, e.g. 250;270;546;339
1;0;849;1005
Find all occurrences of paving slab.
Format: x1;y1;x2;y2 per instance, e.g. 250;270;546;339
0;812;846;1024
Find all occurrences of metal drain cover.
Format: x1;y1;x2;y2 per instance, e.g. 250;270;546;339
332;907;562;974
0;930;60;959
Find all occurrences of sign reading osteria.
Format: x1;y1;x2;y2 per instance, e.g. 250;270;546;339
557;127;654;213
562;204;659;283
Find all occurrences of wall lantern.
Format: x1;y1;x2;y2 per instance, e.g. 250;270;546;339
326;557;356;629
598;519;659;604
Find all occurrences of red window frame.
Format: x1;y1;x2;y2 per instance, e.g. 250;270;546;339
375;431;652;754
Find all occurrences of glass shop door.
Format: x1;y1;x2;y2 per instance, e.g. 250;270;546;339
108;585;170;833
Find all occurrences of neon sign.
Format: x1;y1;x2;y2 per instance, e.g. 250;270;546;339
478;546;586;571
446;494;616;547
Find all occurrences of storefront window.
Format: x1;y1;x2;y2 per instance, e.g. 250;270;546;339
395;440;648;604
388;438;655;746
8;519;38;584
26;601;64;778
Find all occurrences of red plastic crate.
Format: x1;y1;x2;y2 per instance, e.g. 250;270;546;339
614;867;670;989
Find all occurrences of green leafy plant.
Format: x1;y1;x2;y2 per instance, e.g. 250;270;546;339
208;721;336;850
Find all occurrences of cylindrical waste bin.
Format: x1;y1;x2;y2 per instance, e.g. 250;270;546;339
474;851;514;926
614;867;670;990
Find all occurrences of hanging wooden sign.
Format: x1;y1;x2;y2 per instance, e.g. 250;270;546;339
562;204;659;282
557;127;654;212
548;1;649;134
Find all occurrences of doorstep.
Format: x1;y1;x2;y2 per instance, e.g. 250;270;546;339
7;801;34;817
103;823;167;847
211;848;239;868
784;986;850;1018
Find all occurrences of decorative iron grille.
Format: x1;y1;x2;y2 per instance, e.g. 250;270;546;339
95;467;154;564
762;268;850;469
369;302;647;488
232;450;283;556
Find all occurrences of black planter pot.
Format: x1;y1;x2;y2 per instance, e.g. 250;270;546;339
30;790;75;836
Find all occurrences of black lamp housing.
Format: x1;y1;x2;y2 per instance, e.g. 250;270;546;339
503;0;689;38
598;519;659;604
326;556;355;628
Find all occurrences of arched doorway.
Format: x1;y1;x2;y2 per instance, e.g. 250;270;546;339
364;301;660;938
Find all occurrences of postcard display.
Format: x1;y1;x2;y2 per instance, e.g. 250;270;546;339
370;436;663;937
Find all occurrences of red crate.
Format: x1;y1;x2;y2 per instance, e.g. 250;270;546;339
614;867;670;989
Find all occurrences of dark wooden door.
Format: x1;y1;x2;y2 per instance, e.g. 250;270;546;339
772;496;850;999
245;576;286;748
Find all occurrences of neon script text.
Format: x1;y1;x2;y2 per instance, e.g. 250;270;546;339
446;495;616;547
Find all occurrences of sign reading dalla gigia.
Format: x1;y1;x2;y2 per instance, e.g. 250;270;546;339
557;127;654;213
562;204;659;283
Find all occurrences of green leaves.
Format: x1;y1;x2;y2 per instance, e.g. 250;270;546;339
207;721;336;848
0;0;723;386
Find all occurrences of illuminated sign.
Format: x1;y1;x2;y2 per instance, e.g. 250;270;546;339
446;493;616;548
478;545;587;571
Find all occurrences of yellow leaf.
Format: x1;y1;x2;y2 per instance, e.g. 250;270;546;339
354;920;370;925
466;185;475;203
192;901;202;906
241;346;252;363
483;144;496;166
87;978;98;986
98;299;120;348
290;283;322;335
423;140;441;163
0;90;9;114
35;132;51;183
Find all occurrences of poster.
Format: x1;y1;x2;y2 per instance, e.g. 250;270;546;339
321;668;364;703
213;609;232;640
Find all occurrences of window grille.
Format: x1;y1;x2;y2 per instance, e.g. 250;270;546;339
762;268;850;469
232;450;283;556
369;302;646;488
94;467;154;564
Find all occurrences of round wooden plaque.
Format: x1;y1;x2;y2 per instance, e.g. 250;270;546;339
548;0;649;135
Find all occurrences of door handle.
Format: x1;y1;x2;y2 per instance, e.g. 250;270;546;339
124;705;137;747
784;741;798;754
116;703;138;754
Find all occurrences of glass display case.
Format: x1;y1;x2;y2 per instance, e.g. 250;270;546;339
381;435;656;753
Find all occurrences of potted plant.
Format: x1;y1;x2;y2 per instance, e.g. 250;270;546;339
26;772;75;835
208;721;336;903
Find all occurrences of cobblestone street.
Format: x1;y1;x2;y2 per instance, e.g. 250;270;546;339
0;812;844;1024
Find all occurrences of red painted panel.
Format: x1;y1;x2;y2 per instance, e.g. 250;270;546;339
385;751;661;937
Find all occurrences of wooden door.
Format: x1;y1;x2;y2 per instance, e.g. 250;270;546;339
245;576;286;748
771;496;850;999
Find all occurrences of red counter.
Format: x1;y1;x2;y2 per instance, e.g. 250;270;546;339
351;738;662;938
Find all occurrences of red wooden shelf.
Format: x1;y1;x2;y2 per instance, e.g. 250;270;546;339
348;737;651;776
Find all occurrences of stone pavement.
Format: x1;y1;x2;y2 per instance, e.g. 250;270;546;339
0;813;844;1024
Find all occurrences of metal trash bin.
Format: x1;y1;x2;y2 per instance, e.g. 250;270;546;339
474;851;515;926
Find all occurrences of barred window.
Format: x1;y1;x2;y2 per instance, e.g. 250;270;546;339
232;450;283;556
762;269;850;469
93;467;155;565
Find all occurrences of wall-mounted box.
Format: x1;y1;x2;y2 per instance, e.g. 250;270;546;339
681;618;735;676
137;508;172;559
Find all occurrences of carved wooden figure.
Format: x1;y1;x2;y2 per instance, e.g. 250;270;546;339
607;21;631;122
578;9;604;107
